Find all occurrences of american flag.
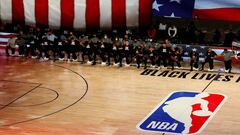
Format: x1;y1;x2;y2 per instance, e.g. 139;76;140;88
153;0;240;21
181;44;208;58
0;0;152;29
0;32;16;47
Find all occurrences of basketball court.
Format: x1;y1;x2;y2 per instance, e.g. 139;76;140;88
0;56;239;135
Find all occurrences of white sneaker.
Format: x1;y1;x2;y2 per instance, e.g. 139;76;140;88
113;63;118;66
125;64;130;67
208;69;213;71
193;68;198;71
101;62;107;65
59;58;64;61
87;61;92;64
31;56;37;59
44;57;49;61
73;59;78;62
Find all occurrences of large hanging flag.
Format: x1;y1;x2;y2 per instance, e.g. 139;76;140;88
153;0;240;21
0;0;152;29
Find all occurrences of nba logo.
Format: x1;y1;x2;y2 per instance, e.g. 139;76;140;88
137;91;227;134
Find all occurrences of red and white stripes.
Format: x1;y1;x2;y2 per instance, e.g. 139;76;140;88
0;32;16;46
0;0;152;29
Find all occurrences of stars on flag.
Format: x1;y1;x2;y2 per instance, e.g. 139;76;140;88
152;0;195;19
164;12;181;18
199;52;204;56
192;48;197;52
153;0;163;12
182;44;208;58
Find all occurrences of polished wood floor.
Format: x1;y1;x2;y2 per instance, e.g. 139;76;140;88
0;56;239;135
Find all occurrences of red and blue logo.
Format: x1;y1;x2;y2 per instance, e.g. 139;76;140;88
137;91;227;134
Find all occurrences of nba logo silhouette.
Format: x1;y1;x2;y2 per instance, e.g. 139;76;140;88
137;91;227;134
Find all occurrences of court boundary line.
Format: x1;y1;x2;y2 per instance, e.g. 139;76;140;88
0;64;89;127
0;86;59;107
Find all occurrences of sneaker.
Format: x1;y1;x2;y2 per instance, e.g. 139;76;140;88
87;61;92;64
101;62;107;65
59;58;64;61
125;64;130;67
73;59;78;62
193;68;198;71
208;69;213;72
225;70;228;73
31;56;37;59
44;57;49;61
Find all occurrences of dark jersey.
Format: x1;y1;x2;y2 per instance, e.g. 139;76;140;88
205;51;217;60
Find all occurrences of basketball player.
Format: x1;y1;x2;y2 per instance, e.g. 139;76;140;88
123;40;133;66
136;45;143;68
46;31;57;61
117;41;125;67
169;47;182;70
57;39;65;61
190;51;199;71
221;48;234;73
201;48;217;71
148;46;156;67
34;28;43;59
99;41;107;65
67;32;78;62
5;37;16;56
157;43;170;68
79;35;89;63
16;31;26;57
102;34;112;66
41;36;49;60
111;41;119;66
29;36;36;58
90;34;100;65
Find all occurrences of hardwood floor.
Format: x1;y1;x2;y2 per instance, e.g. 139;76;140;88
0;56;239;135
